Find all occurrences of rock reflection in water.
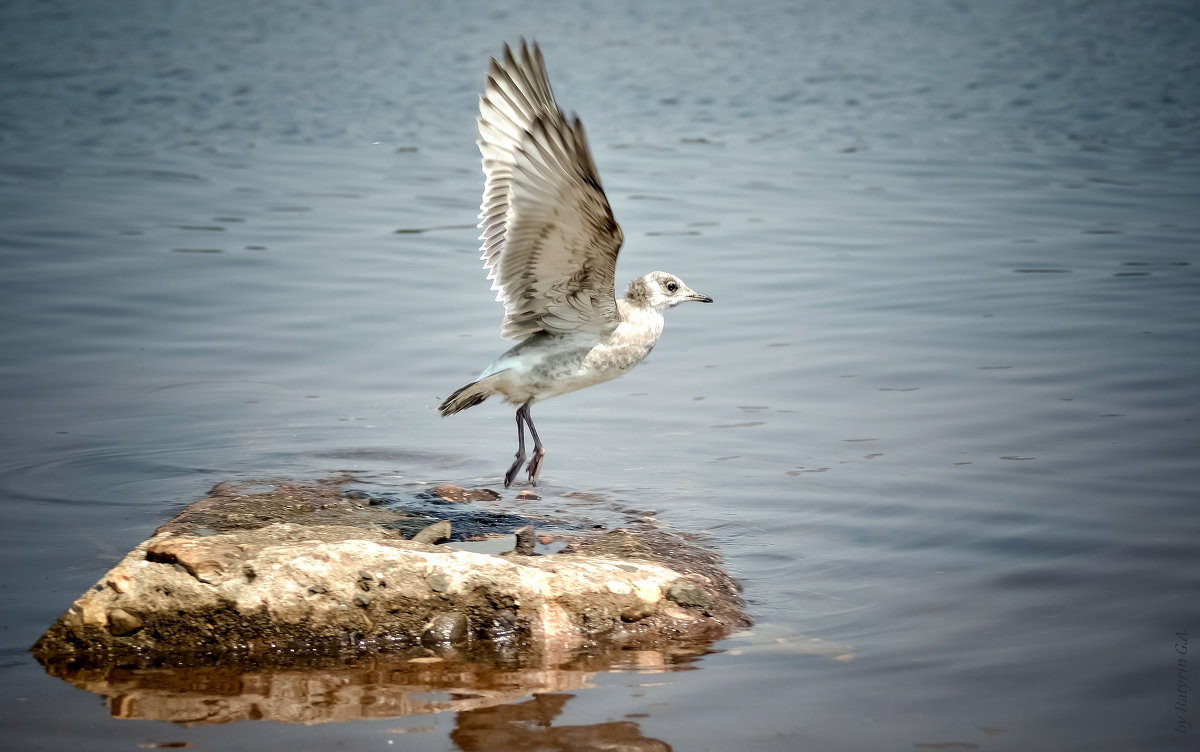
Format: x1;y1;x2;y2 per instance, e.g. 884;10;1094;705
43;645;702;727
451;693;671;751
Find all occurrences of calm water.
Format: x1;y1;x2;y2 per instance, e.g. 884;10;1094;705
2;0;1199;749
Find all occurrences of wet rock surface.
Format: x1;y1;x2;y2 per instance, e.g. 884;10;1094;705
33;479;748;680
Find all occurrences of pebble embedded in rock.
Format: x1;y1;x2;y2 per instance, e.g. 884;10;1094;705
106;607;142;637
481;609;519;641
421;613;469;645
106;572;133;594
620;603;654;623
145;539;243;584
667;581;714;614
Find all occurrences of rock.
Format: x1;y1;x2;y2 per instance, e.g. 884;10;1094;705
34;523;738;660
512;525;535;556
431;484;501;503
538;534;555;545
33;481;747;670
410;520;451;544
515;490;540;500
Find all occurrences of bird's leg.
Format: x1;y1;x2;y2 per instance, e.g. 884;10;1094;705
523;405;546;486
504;404;528;488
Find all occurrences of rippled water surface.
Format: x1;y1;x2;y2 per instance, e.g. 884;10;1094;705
2;1;1199;750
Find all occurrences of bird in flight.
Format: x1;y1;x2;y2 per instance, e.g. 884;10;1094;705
439;41;712;487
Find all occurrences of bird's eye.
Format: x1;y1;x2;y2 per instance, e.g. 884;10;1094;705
666;281;678;292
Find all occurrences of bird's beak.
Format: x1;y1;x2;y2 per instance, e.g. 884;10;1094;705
688;292;714;303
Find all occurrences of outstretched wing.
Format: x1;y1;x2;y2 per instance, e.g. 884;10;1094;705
477;41;624;340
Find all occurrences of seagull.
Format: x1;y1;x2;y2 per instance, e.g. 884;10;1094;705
439;41;712;488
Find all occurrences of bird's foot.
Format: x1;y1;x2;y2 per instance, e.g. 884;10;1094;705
504;451;526;488
526;447;546;486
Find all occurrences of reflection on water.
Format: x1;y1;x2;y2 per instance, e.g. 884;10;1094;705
44;645;698;728
452;693;670;752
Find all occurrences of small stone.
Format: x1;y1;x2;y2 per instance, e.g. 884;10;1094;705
106;571;134;594
516;490;540;500
538;534;554;545
667;581;713;614
620;603;654;622
146;538;243;584
410;520;451;544
425;572;452;593
76;598;108;628
353;592;373;608
481;609;519;641
661;605;699;621
106;608;143;636
420;613;469;645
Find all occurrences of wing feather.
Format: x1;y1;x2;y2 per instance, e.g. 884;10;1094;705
476;40;623;340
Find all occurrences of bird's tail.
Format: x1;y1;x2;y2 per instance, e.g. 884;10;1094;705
438;377;496;416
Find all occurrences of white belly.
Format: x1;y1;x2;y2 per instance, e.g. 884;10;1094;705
483;335;655;405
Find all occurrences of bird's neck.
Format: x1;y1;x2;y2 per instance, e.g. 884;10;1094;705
616;297;665;339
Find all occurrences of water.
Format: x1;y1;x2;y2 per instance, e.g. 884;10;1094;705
2;0;1198;749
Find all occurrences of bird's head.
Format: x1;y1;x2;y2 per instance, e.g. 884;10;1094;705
630;271;713;310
